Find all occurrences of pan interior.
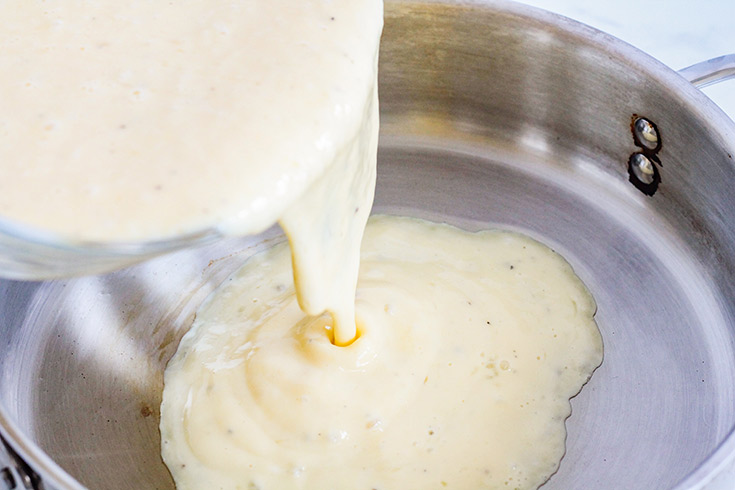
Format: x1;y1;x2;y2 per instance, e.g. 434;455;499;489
3;2;735;489
1;127;734;490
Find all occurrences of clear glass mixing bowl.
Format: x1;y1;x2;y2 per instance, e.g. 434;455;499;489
0;216;218;280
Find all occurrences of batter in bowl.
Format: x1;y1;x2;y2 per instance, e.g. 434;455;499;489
0;1;603;488
160;216;603;489
0;0;381;344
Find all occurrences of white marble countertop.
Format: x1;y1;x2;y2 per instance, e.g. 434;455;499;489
520;0;735;121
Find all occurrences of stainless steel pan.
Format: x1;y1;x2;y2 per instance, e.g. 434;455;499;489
2;1;735;489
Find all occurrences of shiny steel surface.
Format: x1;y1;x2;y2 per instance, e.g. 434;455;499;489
2;1;735;489
680;54;735;89
633;117;660;151
629;153;657;185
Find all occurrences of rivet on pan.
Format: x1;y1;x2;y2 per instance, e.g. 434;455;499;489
0;467;15;490
633;117;660;152
629;153;656;184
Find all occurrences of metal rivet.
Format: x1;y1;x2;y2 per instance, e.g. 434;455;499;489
629;153;656;184
634;117;659;151
0;467;15;490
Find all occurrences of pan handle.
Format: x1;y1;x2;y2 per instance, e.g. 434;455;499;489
678;54;735;88
0;434;43;490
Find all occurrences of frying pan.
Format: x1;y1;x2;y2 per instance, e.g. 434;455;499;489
2;1;735;488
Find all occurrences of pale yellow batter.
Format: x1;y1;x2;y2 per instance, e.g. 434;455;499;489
0;0;382;242
0;2;604;488
0;0;381;344
161;215;603;490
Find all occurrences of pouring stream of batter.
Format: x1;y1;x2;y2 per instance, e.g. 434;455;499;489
0;2;603;488
0;0;382;344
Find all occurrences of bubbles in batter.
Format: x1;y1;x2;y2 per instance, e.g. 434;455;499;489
160;215;603;490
